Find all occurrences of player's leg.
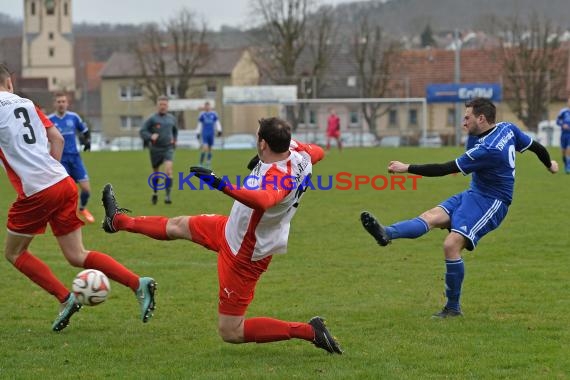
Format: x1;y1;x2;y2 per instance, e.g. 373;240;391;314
101;183;191;241
71;157;93;219
326;135;331;150
205;135;214;168
150;150;163;205
5;233;71;303
163;157;174;204
434;193;508;318
199;142;207;166
563;140;570;174
360;205;449;246
431;231;466;318
77;180;95;223
336;135;342;151
55;227;156;323
6;180;83;330
216;250;342;353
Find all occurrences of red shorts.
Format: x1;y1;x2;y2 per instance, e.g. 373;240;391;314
189;214;272;316
327;131;340;139
7;177;84;236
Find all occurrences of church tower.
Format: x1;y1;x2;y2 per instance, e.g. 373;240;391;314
21;0;75;91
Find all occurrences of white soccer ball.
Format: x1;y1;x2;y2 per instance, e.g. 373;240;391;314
72;269;111;306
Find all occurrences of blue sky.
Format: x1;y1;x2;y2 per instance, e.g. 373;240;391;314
2;0;360;31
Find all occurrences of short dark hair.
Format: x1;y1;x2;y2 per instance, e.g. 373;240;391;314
53;91;67;99
0;62;12;83
465;97;496;124
157;95;169;102
258;117;291;153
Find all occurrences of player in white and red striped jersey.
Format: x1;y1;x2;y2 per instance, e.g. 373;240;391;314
102;117;343;354
0;63;156;332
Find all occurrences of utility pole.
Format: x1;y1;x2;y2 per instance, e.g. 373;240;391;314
454;29;462;146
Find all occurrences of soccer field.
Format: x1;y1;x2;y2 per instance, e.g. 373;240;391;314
0;147;568;379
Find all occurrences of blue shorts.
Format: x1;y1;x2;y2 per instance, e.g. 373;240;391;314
60;154;89;182
201;134;214;147
560;133;570;150
438;190;508;251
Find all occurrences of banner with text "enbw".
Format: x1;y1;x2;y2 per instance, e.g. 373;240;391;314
426;83;502;103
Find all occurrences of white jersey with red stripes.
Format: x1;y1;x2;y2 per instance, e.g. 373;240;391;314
0;91;68;197
224;141;315;261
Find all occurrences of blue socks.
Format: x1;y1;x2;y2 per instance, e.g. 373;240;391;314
384;217;465;311
444;258;465;311
80;190;90;209
385;217;429;239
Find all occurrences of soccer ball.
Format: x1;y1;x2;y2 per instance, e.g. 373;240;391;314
72;269;111;306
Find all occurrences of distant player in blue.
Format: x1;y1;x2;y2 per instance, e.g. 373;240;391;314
360;97;558;318
555;97;570;173
196;101;222;168
48;93;95;223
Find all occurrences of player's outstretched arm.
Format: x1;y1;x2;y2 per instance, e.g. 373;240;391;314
526;140;558;174
291;139;325;164
189;166;287;210
393;160;460;177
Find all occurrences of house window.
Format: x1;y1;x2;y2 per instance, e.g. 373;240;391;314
120;115;143;130
166;83;178;98
119;85;143;100
48;47;55;57
45;0;55;15
447;108;455;126
388;109;398;127
206;82;217;98
31;1;36;15
52;77;57;85
347;76;357;87
298;108;317;128
64;2;68;16
408;109;418;126
48;32;54;40
349;110;359;128
309;110;316;125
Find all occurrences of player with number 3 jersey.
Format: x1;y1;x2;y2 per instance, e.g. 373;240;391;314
0;63;156;332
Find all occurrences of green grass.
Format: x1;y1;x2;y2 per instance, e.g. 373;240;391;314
0;147;569;379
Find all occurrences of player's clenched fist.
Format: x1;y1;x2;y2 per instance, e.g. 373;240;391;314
388;161;410;174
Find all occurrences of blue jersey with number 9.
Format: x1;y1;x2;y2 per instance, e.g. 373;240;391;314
455;122;532;204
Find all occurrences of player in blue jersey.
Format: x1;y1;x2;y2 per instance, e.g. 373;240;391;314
48;93;95;223
555;97;570;173
196;101;222;168
360;97;558;318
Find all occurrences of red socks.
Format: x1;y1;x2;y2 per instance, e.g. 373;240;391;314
243;317;315;343
14;251;69;303
83;251;139;291
114;214;170;240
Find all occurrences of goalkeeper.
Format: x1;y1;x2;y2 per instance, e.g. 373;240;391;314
101;117;343;354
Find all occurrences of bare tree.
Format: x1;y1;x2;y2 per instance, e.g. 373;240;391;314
134;9;211;105
495;13;566;131
305;5;337;97
351;15;399;137
249;0;337;129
